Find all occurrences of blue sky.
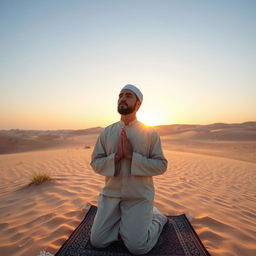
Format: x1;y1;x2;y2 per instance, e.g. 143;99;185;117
0;0;255;129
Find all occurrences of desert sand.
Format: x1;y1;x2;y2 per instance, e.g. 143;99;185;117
0;122;255;256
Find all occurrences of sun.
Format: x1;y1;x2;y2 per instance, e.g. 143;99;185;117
137;111;164;126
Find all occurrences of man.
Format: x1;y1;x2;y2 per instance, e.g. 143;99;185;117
90;84;168;255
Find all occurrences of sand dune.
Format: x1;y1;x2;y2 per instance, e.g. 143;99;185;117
0;127;102;154
0;123;256;256
155;121;256;140
1;122;255;155
162;138;256;163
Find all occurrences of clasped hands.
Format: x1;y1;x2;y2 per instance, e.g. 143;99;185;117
115;128;133;162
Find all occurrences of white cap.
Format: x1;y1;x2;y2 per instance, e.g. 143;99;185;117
121;84;143;103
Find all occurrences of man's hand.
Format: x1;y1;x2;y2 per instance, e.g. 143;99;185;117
122;129;133;160
115;128;133;162
115;131;124;163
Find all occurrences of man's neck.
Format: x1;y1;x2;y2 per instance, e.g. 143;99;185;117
121;114;136;126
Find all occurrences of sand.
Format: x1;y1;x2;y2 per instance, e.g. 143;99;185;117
0;126;256;256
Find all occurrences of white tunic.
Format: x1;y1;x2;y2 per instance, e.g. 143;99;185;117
91;119;168;200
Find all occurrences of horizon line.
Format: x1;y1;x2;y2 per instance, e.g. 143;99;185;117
1;121;255;131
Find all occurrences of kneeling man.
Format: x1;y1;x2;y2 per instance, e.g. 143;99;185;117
90;84;168;255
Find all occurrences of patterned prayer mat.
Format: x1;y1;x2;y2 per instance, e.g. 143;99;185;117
55;205;210;256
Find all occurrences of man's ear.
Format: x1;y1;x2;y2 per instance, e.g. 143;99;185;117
136;100;141;110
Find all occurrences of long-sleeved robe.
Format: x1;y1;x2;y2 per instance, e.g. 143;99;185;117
90;119;168;255
91;119;167;200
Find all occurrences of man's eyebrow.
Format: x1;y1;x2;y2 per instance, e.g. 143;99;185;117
119;92;133;97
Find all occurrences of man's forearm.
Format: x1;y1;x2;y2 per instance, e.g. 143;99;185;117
130;152;167;176
90;153;116;176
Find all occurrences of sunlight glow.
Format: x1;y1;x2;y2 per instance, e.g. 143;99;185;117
137;111;165;127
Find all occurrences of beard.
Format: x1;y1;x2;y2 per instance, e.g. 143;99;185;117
118;102;136;115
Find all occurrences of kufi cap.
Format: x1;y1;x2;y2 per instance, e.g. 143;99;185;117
121;84;143;103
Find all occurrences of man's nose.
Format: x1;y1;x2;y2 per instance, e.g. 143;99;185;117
119;95;127;102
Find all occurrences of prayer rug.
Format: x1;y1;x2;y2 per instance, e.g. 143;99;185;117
55;205;210;256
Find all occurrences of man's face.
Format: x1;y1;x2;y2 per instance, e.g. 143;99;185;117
118;89;139;115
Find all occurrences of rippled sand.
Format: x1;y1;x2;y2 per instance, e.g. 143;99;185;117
0;137;255;256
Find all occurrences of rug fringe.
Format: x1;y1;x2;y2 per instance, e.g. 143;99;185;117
37;250;54;256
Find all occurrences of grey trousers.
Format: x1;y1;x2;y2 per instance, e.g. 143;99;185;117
90;195;166;255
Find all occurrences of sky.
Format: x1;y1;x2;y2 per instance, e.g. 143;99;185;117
0;0;255;130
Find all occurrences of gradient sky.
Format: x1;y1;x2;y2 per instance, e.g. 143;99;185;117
1;0;255;129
